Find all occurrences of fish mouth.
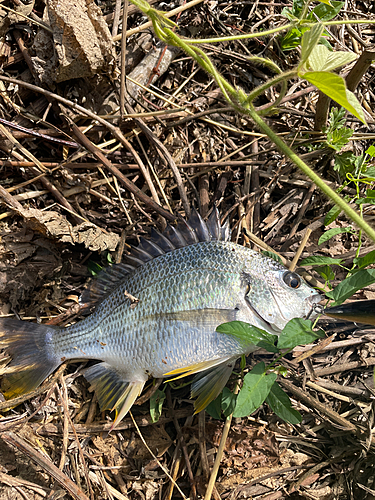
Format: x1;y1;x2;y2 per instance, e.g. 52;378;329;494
245;291;323;333
307;293;325;319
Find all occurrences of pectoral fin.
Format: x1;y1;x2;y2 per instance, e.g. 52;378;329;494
164;357;236;413
191;361;235;413
83;362;146;430
163;356;232;380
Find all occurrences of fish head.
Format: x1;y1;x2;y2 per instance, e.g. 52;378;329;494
242;259;322;333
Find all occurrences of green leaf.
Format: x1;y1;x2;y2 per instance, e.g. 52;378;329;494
291;0;306;16
356;190;375;205
353;250;375;269
318;37;333;50
308;45;356;72
88;261;103;276
324;202;344;225
149;389;166;423
221;387;237;417
364;166;375;178
310;1;344;21
302;71;366;124
266;382;302;424
325;107;346;131
300;24;325;66
281;7;297;21
327;127;354;151
325;269;375;305
316;0;333;5
318;227;353;245
280;28;303;51
321;51;357;72
233;362;277;418
216;321;278;352
205;394;222;419
277;319;324;350
262;250;283;264
366;145;375;158
300;255;343;266
315;265;335;282
334;151;357;176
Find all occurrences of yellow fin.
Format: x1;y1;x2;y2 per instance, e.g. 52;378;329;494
164;357;231;381
83;362;146;430
191;361;235;413
110;381;145;431
0;318;60;400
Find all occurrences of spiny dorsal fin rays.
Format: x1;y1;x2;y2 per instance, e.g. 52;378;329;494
150;227;176;252
79;263;135;307
176;218;199;245
127;245;154;263
188;209;211;242
206;207;222;240
164;224;188;249
80;207;231;308
138;237;164;258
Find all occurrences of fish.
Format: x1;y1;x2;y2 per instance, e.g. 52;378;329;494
0;209;321;428
325;300;375;326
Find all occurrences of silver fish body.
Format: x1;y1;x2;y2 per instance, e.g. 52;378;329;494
0;211;321;426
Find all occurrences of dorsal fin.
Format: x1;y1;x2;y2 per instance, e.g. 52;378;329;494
80;263;134;307
188;209;211;242
81;208;231;308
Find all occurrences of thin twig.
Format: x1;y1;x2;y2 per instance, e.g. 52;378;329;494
128;412;188;500
120;0;129;117
125;103;190;216
69;121;176;221
1;432;90;500
204;381;240;500
166;388;196;499
289;229;312;272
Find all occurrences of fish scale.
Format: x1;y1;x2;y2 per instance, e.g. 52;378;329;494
0;209;321;428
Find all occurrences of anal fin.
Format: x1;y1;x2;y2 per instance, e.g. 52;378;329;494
83;362;146;430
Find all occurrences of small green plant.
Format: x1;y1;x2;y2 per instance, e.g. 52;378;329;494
315;144;375;276
301;248;375;305
150;387;166;423
323;107;354;153
87;251;114;276
280;0;344;51
204;319;323;423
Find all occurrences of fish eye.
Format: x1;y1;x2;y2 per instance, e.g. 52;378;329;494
283;271;301;289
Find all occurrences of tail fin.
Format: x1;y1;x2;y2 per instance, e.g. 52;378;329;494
0;318;60;399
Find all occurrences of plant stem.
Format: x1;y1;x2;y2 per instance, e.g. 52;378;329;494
247;105;375;243
245;70;297;105
187;22;295;43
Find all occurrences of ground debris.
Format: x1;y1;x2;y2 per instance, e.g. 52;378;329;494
16;207;120;252
0;0;374;497
32;0;115;84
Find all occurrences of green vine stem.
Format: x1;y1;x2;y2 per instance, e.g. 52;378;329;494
128;0;375;243
247;105;375;242
180;20;375;44
244;70;297;107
